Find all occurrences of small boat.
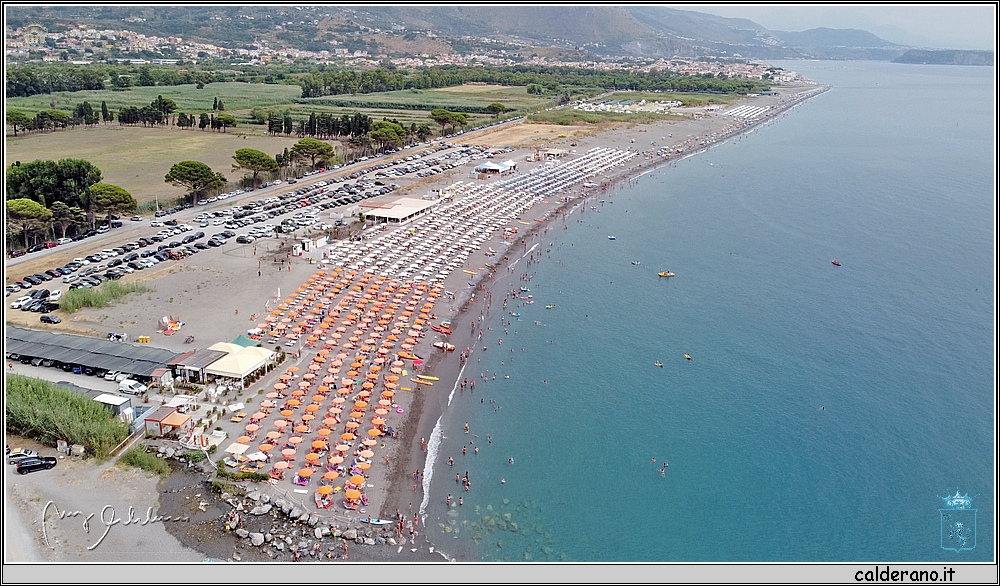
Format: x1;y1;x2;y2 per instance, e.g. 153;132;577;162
398;352;422;361
509;312;520;317
360;518;394;526
433;341;456;352
684;354;692;360
431;325;452;335
831;259;841;266
607;236;616;240
654;361;663;367
417;375;439;381
545;304;555;309
658;271;675;278
631;261;641;265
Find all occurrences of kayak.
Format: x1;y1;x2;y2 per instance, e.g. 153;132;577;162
463;270;477;275
417;375;439;381
412;379;434;386
360;518;394;526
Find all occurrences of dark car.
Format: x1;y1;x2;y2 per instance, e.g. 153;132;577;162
9;249;26;258
16;456;57;474
28;243;45;253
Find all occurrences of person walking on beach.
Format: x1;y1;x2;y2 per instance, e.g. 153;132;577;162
420;438;426;452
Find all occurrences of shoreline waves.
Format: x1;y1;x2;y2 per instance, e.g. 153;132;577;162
383;83;830;562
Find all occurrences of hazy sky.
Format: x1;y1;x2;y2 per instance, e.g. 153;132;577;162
675;4;997;50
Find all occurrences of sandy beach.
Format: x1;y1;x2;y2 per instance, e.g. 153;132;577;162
5;81;827;562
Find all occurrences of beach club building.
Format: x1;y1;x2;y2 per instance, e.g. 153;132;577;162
202;342;277;388
143;405;192;438
360;197;439;226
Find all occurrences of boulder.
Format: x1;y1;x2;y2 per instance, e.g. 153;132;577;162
260;494;270;504
314;527;324;540
342;529;358;541
289;506;304;520
164;447;176;458
298;513;310;523
235;528;250;539
157;446;166;454
364;537;376;546
221;492;232;501
307;514;320;527
375;536;385;545
320;527;331;537
274;541;284;551
355;537;365;545
249;504;272;516
250;533;265;547
274;498;290;514
264;533;273;543
247;490;261;502
387;538;397;546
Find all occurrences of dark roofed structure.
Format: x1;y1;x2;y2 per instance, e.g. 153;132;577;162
5;326;182;378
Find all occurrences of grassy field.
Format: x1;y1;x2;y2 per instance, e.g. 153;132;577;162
603;91;744;107
297;84;554;113
6;81;303;116
6;124;303;205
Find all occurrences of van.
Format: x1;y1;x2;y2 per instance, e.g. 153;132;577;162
119;379;148;396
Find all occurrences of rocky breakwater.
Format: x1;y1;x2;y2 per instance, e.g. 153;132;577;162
222;488;407;561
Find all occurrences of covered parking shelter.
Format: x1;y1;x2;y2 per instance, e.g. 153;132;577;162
5;326;182;380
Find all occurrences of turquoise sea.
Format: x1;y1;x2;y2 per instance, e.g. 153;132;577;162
423;61;995;562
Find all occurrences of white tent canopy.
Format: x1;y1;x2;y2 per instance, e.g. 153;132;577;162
204;346;276;381
224;443;249;455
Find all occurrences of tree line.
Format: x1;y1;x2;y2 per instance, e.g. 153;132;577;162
298;64;771;98
6;159;136;249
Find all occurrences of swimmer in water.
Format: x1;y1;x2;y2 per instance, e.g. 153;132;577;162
819;406;825;411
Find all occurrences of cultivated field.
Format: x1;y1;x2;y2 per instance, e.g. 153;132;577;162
6;125;302;205
6;81;303;116
297;84;554;113
603;90;745;107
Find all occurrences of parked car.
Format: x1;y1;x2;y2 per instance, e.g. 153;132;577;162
16;456;58;475
40;314;61;324
7;448;39;465
119;379;147;396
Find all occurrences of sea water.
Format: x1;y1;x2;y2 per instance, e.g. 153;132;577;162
423;61;995;562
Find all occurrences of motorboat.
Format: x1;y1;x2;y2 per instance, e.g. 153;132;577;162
658;271;675;277
831;259;841;266
684;354;692;360
654;361;663;367
607;235;616;240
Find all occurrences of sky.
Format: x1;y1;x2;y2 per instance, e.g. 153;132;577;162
675;4;997;50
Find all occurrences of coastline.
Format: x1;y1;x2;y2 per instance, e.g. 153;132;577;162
381;82;830;562
4;82;829;564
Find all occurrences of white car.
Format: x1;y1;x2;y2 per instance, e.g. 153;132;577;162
49;290;62;302
57;237;73;245
119;379;147;396
150;220;164;227
11;295;33;309
104;370;121;381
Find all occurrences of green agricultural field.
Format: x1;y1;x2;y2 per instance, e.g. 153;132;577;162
6;81;302;116
6;124;302;205
296;84;554;114
603;91;743;107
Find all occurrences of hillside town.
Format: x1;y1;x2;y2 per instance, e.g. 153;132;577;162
5;23;803;81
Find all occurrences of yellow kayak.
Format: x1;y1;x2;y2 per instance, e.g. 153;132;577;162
463;270;477;275
417;375;439;381
412;379;434;386
518;221;530;225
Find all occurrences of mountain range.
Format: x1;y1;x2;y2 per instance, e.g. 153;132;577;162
6;5;992;63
